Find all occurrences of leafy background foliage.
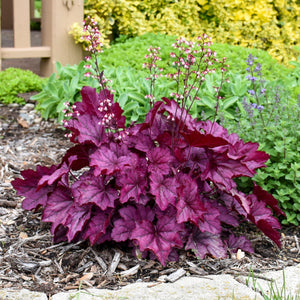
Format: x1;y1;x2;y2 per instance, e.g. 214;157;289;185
34;33;299;123
0;68;44;105
71;0;300;65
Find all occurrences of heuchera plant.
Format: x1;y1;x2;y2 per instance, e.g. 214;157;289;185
12;20;285;266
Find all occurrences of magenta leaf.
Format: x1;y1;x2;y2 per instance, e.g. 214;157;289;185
181;130;229;148
111;205;155;242
226;234;253;253
185;228;227;259
90;144;130;176
227;140;270;172
119;169;148;204
65;113;107;147
72;171;118;210
253;184;285;216
41;186;74;234
176;174;206;225
11;165;57;211
247;196;282;247
198;201;221;235
65;204;92;241
131;215;183;265
147;147;173;175
199;149;253;190
38;155;77;187
150;174;178;211
62;144;94;171
83;208;112;245
76;86;103;116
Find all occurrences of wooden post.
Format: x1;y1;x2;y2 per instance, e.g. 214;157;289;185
1;0;13;29
40;0;84;77
30;0;35;20
13;0;31;48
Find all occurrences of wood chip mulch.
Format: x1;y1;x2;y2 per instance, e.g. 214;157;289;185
0;97;299;297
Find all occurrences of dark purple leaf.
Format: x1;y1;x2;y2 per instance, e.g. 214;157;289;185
38;155;77;187
76;86;103;116
253;184;285;216
247;195;282;247
62;144;95;171
150;174;178;211
111;205;155;242
52;225;68;243
147;147;173;175
199;149;253;190
119;169;148;204
83;209;112;245
11;165;57;211
181;130;229;148
131;214;183;265
198;201;221;235
226;234;253;253
161;97;195;131
65;204;91;241
65;113;107;147
176;174;206;225
90;144;130;176
41;186;74;234
185;228;227;259
72;171;118;210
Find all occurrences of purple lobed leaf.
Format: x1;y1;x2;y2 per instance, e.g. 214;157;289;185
185;228;227;259
150;174;178;211
11;165;57;211
72;171;118;210
247;195;282;247
90;144;131;176
198;201;221;235
65;113;107;147
111;205;155;242
41;186;74;235
147;147;173;175
226;234;254;253
65;204;92;242
176;174;206;225
38;155;77;187
83;208;112;245
119;169;148;204
131;214;183;265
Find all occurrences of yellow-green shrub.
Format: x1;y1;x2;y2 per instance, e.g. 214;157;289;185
72;0;300;65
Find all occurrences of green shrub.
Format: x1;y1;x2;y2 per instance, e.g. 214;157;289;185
75;0;300;65
0;68;44;105
222;54;300;225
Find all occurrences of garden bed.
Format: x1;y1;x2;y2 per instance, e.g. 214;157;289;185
0;97;299;297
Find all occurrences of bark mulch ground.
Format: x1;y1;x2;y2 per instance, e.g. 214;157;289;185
0;96;299;298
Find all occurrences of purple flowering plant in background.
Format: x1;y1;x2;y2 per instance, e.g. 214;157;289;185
12;19;285;265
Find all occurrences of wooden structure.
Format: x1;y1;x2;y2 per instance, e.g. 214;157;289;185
0;0;84;76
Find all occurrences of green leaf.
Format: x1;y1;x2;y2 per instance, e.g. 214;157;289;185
127;92;147;105
123;101;139;112
118;93;128;107
222;96;239;110
199;96;216;110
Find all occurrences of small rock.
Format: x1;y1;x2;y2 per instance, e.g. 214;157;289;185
7;103;19;108
22;103;35;111
0;289;47;300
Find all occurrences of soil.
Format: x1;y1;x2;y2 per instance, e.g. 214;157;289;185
0;96;299;298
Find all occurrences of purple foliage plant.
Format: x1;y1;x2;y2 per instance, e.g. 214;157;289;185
12;20;285;265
